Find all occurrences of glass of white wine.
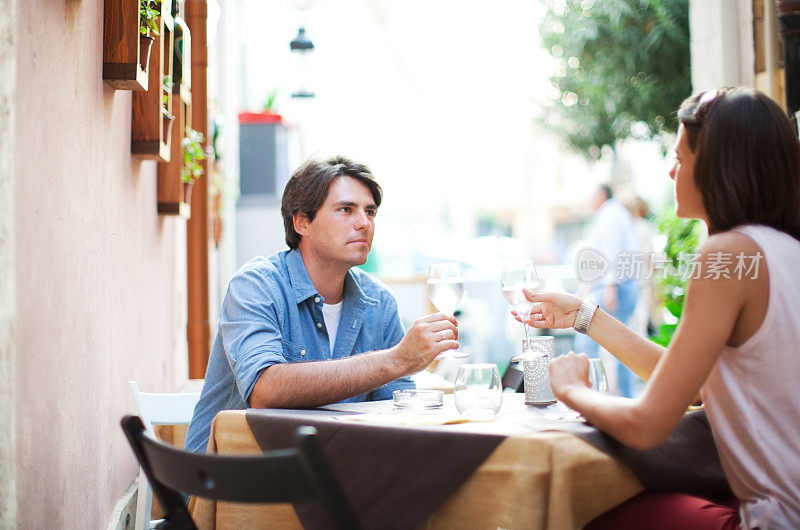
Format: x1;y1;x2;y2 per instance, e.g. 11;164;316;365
501;261;541;345
426;262;469;359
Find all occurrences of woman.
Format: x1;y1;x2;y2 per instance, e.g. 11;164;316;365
519;88;800;529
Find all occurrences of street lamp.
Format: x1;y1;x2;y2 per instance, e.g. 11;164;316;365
290;27;315;98
776;1;800;127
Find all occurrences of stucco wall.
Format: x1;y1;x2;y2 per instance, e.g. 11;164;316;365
14;0;189;527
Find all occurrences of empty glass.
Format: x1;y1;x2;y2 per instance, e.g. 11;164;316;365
454;363;502;419
588;358;609;394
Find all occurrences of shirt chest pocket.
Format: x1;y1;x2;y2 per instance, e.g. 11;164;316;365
281;339;309;362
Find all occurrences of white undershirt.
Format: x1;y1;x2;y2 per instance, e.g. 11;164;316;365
321;301;343;354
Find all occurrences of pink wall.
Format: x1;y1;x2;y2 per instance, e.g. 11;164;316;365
15;0;189;527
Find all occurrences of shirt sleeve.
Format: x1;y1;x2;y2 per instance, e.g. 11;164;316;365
592;206;625;286
219;267;287;404
369;292;415;401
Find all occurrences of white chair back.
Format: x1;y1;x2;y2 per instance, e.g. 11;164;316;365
128;381;201;434
128;381;202;530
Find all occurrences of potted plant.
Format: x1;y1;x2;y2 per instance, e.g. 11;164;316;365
263;89;278;114
162;76;175;140
162;108;175;141
139;0;160;72
238;89;283;125
182;127;206;205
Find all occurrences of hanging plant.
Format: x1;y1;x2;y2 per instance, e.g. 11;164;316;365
182;128;206;181
181;127;206;205
139;0;161;37
138;0;160;71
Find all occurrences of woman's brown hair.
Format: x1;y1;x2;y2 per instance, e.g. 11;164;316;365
677;87;800;240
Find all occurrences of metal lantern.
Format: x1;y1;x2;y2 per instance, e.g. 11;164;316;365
290;27;315;99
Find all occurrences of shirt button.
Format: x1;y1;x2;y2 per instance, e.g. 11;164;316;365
314;296;321;303
316;322;323;329
300;349;306;356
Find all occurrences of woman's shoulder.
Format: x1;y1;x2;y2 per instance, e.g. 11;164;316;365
703;225;800;259
699;229;761;256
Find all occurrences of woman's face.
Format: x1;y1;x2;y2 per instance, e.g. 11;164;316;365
669;125;706;221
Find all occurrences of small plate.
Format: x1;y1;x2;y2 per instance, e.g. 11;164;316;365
392;389;444;409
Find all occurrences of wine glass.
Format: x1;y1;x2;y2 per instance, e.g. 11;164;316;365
588;358;609;394
501;261;541;345
426;262;468;359
454;363;502;419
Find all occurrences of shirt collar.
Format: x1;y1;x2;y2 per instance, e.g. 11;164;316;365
344;267;374;306
286;248;375;306
286;249;320;304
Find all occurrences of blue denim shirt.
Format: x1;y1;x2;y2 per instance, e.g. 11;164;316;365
185;249;414;453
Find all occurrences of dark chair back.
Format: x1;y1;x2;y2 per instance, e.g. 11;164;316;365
502;363;525;392
121;415;360;530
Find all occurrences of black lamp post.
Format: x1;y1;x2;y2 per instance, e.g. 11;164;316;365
290;27;315;99
776;1;800;126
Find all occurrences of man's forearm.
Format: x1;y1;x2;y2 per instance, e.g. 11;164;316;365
248;348;407;409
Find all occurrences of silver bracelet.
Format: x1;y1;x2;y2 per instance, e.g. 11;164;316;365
573;300;598;334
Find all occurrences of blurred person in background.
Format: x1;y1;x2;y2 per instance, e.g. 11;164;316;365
622;195;659;336
575;184;641;397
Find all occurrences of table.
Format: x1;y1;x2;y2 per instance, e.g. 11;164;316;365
191;394;642;529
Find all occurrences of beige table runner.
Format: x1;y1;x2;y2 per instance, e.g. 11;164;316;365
192;395;642;529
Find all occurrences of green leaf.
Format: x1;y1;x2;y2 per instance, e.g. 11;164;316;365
650;323;677;346
182;127;207;183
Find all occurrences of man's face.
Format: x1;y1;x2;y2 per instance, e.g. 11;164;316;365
295;176;377;269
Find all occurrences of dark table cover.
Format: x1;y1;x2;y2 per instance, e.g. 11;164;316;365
244;399;732;529
245;408;505;530
559;408;733;501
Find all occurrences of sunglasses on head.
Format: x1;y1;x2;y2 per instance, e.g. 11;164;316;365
682;89;723;126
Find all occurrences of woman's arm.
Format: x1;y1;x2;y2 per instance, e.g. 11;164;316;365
520;291;666;380
548;232;766;449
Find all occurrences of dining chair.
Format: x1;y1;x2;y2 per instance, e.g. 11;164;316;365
120;415;361;530
128;381;202;530
502;363;525;392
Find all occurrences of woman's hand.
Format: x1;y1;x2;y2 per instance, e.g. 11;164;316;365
511;290;583;330
548;352;590;397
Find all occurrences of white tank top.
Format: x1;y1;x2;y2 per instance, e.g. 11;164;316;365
702;225;800;529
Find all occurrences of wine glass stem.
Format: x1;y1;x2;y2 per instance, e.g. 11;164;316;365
523;321;531;341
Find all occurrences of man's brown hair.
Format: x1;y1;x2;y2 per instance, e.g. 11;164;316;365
280;156;382;249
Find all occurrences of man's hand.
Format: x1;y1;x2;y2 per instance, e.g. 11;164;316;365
390;312;459;372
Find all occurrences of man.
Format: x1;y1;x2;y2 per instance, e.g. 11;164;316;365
574;184;640;397
185;156;458;453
